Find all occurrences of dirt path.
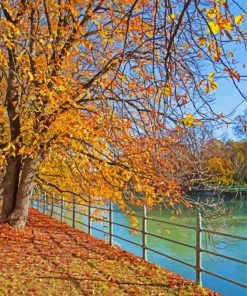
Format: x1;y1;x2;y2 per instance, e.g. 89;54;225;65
0;209;220;296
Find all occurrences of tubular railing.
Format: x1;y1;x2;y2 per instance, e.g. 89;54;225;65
31;191;247;291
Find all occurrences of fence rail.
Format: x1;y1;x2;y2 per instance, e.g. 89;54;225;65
31;191;247;291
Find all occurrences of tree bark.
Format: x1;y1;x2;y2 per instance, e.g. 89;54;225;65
6;158;37;229
0;156;22;224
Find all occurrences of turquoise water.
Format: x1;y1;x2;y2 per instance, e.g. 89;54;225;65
36;199;247;296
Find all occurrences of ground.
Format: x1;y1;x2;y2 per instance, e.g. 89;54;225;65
0;209;220;296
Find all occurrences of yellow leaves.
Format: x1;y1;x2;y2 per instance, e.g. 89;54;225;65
179;114;202;128
209;79;217;91
1;0;245;222
207;157;234;185
1;19;21;37
221;19;233;31
164;87;171;96
18;146;27;155
207;8;235;35
208;72;215;79
203;72;218;93
164;82;173;96
2;142;16;155
235;14;246;25
208;21;220;35
206;6;219;19
27;71;34;81
0;106;6;124
0;34;14;49
47;44;53;51
170;13;176;21
204;77;218;94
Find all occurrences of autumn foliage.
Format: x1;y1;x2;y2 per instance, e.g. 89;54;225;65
0;0;246;228
0;208;220;295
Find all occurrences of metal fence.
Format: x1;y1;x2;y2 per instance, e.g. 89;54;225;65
31;191;247;291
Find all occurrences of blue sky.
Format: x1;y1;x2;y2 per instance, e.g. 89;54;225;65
213;74;247;138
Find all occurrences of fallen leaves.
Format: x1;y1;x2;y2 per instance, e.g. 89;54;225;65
0;209;221;295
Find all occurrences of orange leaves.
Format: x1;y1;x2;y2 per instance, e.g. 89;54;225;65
224;68;241;82
0;208;220;295
204;0;245;47
207;40;222;62
83;40;94;50
198;37;207;46
205;79;218;94
0;0;246;223
198;72;218;94
0;223;32;240
209;79;217;91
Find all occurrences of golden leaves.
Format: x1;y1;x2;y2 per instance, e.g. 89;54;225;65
179;114;202;128
169;13;176;22
206;2;242;37
208;21;220;35
235;14;246;25
0;0;246;218
209;80;217;91
205;80;217;94
208;72;215;79
207;41;222;62
207;157;234;185
206;6;219;19
164;82;173;96
0;106;6;124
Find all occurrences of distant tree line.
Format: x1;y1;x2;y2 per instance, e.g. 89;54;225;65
167;113;247;188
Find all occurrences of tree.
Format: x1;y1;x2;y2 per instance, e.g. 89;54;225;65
0;0;246;229
198;138;247;185
225;140;247;184
206;156;234;185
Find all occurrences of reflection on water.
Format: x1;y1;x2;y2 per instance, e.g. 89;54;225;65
39;200;247;296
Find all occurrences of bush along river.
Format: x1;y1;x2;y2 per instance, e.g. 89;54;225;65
35;198;247;296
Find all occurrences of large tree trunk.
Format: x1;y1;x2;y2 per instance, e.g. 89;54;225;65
6;158;37;229
0;156;22;224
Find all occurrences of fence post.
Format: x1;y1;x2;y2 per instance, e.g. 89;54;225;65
195;211;202;286
109;202;113;246
88;200;91;234
142;205;147;260
72;196;76;228
51;194;54;217
60;195;63;221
